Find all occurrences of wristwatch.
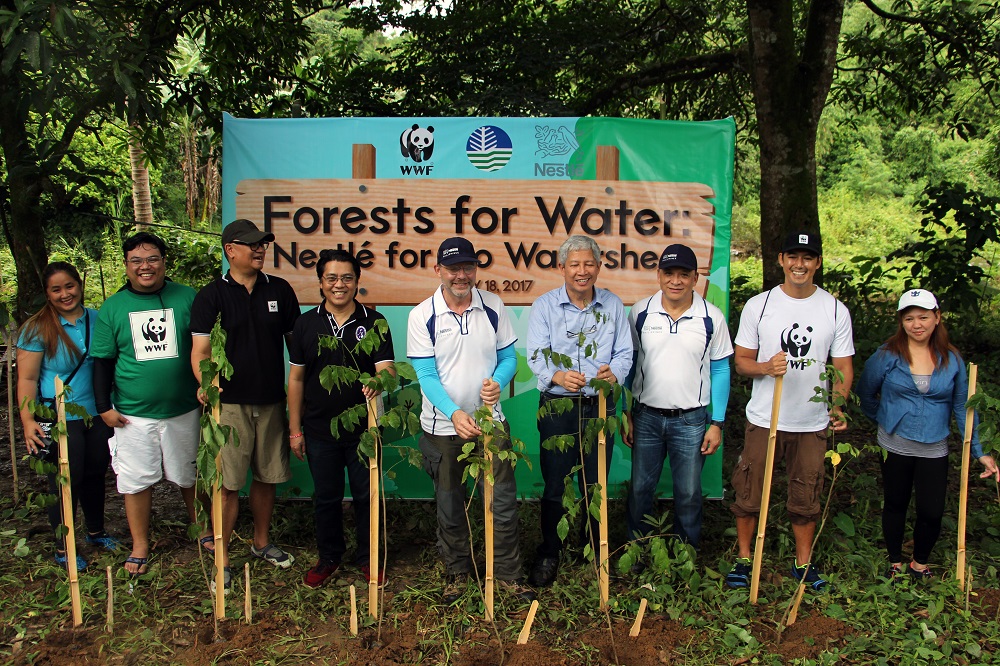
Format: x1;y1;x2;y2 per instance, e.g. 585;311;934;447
711;420;724;428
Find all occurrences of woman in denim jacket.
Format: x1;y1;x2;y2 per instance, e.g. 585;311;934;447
857;289;998;581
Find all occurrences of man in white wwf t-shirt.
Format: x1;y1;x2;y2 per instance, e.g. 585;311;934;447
725;231;854;592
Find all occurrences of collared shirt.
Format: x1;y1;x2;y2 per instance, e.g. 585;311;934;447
857;346;982;458
190;271;299;405
288;300;394;441
526;285;632;397
18;308;98;418
407;287;516;435
629;291;733;410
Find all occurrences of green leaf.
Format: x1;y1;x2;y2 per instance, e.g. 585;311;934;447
556;516;570;542
833;512;855;537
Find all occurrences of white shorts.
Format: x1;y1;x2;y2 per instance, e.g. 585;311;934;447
109;408;200;494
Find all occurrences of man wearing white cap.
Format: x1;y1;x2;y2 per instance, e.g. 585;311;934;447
726;231;854;592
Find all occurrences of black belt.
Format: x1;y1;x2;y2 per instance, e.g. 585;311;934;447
640;404;702;418
541;392;600;406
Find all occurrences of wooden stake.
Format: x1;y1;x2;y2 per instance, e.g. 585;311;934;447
750;375;784;604
244;562;251;623
349;584;358;636
211;374;226;618
517;599;539;644
106;566;114;634
484;427;494;621
597;390;609;610
629;598;648;637
7;330;18;504
54;376;82;627
367;396;379;618
786;582;806;626
957;363;977;591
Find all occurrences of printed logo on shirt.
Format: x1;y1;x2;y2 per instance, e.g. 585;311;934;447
355;326;367;341
128;309;179;361
268;300;278;312
780;322;813;368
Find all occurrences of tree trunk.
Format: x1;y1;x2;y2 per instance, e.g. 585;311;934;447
129;128;153;227
746;0;845;288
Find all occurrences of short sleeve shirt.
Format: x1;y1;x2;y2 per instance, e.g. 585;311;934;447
90;281;200;419
735;286;854;432
629;292;733;410
190;272;299;405
18;308;99;418
288;301;394;440
407;287;516;436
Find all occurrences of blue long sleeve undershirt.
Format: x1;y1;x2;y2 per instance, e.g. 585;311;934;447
411;344;517;420
710;358;730;422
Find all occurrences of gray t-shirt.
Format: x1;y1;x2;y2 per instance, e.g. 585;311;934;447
878;371;948;458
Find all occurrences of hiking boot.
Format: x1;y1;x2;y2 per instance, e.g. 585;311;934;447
528;556;559;587
725;558;752;589
908;564;933;581
442;573;469;604
361;564;386;586
85;531;121;552
790;560;829;591
303;561;339;588
251;542;295;569
498;578;537;602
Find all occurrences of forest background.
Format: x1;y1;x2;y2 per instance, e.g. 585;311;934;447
2;1;1000;664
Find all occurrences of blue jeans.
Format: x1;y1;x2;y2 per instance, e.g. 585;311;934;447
626;405;708;547
537;396;614;558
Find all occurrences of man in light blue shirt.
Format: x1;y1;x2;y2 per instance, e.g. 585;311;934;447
525;235;633;587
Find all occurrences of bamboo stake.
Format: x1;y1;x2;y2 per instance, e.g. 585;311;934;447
597;390;609;610
484;426;494;621
786;582;806;626
629;598;648;637
106;566;114;633
957;363;977;591
244;562;251;623
54;376;82;626
750;375;784;604
349;584;358;636
212;374;226;618
367;396;379;618
7;330;18;504
517;599;539;644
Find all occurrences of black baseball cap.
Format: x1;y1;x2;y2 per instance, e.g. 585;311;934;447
658;244;698;271
222;219;275;246
781;231;822;255
437;237;479;266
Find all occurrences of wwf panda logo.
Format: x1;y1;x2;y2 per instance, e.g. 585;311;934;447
400;124;435;162
780;323;812;358
142;316;168;343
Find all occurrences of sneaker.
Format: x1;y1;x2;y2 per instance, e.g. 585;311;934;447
54;552;88;571
85;532;121;551
211;566;232;595
303;561;339;588
442;573;469;604
884;563;904;582
497;578;537;602
908;564;933;581
790;561;829;591
527;555;560;588
251;542;295;569
361;564;386;586
725;558;752;589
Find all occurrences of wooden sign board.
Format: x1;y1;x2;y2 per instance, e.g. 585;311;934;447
236;178;716;306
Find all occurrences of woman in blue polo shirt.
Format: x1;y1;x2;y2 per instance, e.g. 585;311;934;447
17;262;117;570
858;288;998;582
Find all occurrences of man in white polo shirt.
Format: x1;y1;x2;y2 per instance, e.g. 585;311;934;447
624;244;733;561
407;237;533;604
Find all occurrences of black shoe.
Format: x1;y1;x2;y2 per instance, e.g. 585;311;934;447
908;564;932;581
498;578;537;602
528;556;560;587
442;573;469;604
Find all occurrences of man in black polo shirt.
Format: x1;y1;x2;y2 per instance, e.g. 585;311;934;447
190;219;300;590
287;249;395;588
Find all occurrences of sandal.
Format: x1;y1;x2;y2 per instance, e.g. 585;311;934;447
123;556;149;578
199;535;216;553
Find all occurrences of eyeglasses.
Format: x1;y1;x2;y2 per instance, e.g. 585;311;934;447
127;256;163;267
442;264;476;275
232;241;270;252
322;274;356;285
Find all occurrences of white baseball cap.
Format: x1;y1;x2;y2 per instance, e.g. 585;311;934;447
897;288;938;311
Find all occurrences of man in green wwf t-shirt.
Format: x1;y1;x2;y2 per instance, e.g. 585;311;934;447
91;232;202;577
